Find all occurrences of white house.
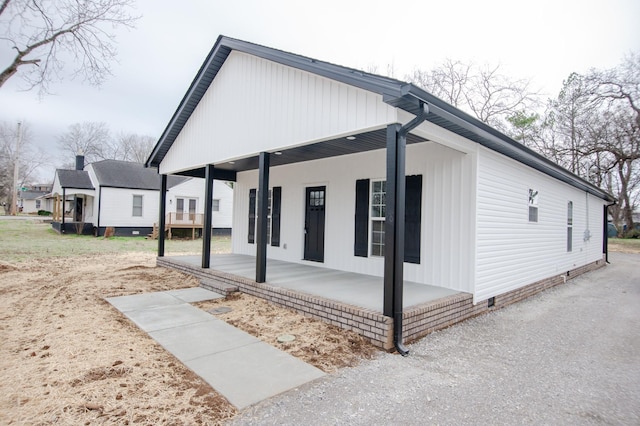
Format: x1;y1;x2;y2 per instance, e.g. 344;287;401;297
51;158;232;236
146;36;614;351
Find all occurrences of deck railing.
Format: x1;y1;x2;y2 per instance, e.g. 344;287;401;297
166;212;204;226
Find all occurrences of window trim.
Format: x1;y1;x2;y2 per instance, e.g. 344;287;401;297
370;179;386;257
212;198;220;212
528;189;539;223
132;194;143;217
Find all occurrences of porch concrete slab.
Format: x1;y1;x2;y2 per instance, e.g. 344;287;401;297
185;342;325;410
149;319;260;362
106;291;183;312
117;303;214;332
165;287;224;303
170;254;461;312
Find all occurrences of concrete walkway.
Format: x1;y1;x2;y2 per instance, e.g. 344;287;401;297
106;287;325;409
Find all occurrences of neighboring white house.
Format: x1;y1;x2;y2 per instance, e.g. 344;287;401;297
51;158;232;236
18;190;48;213
145;36;614;348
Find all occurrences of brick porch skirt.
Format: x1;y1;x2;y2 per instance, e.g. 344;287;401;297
157;257;605;351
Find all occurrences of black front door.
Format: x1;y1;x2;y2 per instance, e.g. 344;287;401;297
304;186;326;262
74;196;83;222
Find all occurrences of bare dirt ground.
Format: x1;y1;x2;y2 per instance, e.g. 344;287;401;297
0;250;375;425
608;239;640;254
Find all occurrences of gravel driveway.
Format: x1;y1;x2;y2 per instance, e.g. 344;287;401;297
230;252;640;425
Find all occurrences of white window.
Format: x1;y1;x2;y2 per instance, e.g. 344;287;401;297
212;199;220;212
35;200;41;209
528;189;538;222
567;201;573;252
371;180;386;256
132;195;143;217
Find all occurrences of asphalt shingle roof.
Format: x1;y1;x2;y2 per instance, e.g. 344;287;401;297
56;169;94;189
90;160;187;190
19;190;48;200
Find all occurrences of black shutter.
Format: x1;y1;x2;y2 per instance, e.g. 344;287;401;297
271;186;282;247
354;179;370;257
248;189;256;244
405;175;422;264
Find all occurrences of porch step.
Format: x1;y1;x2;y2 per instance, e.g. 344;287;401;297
199;278;239;296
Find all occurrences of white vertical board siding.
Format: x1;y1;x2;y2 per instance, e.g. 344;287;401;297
475;146;606;302
231;141;475;292
99;188;159;227
160;51;397;174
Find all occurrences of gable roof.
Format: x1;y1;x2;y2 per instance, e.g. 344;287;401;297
91;160;187;190
146;35;614;202
18;190;48;200
56;169;94;190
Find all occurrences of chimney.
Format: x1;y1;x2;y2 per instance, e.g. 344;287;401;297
75;155;85;171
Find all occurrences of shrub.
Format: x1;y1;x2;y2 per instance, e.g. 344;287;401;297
623;229;640;239
37;210;52;216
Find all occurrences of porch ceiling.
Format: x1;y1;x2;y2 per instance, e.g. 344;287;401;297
177;128;428;178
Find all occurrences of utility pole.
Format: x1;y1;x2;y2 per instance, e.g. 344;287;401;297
10;121;22;216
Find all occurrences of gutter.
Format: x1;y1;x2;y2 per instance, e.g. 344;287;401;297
393;102;430;356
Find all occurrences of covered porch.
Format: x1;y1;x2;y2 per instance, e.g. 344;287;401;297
158;254;478;350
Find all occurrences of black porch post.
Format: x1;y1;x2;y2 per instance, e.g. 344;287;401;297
256;152;270;283
158;174;167;257
61;188;66;229
384;123;408;354
202;164;214;268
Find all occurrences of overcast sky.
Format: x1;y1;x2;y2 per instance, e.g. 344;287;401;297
1;0;639;182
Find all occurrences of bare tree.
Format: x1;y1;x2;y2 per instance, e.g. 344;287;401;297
542;73;600;175
408;59;472;108
57;122;156;166
540;55;640;235
0;0;138;94
0;120;46;213
117;132;155;163
586;52;640;128
57;121;114;165
407;60;539;131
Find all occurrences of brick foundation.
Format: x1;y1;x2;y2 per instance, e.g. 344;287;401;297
401;257;606;345
157;257;605;351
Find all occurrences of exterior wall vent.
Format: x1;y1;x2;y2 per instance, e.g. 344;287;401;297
487;297;495;308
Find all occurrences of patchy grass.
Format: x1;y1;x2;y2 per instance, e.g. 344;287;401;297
0;219;231;263
608;237;640;254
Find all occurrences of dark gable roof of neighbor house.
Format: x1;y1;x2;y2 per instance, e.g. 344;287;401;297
57;169;94;190
19;190;48;200
146;35;614;202
91;160;187;190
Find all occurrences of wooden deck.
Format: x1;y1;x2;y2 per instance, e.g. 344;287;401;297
151;213;205;240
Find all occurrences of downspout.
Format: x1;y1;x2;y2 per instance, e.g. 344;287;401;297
393;102;430;356
604;200;616;264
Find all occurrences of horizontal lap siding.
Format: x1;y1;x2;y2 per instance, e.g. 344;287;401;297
475;147;606;302
160;51;397;175
99;188;159;227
